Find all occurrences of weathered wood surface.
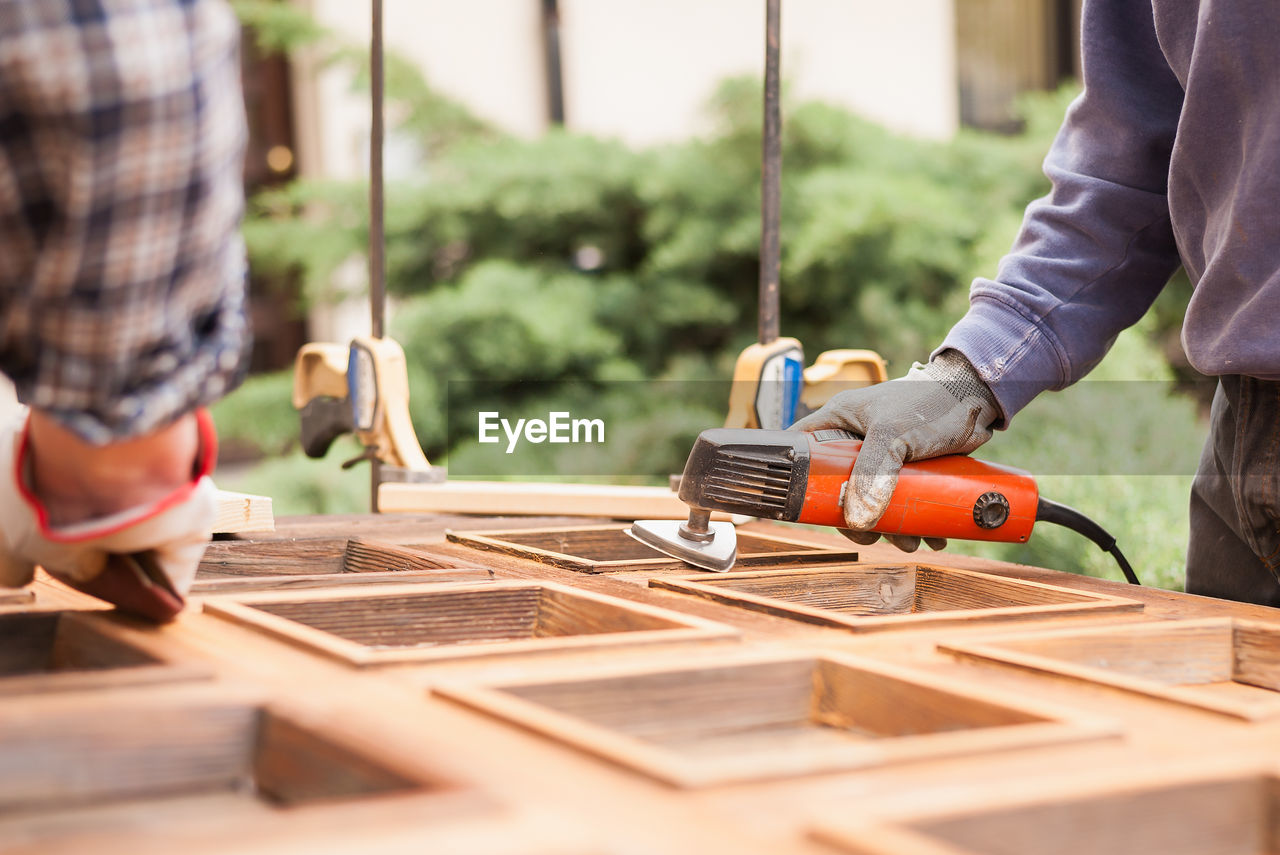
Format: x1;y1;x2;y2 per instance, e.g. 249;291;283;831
813;759;1280;855
0;684;488;853
342;537;491;574
199;538;350;576
437;652;1114;788
196;536;493;586
201;580;738;667
942;618;1280;721
0;611;209;696
9;512;1280;854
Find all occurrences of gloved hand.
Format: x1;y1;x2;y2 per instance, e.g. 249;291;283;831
790;349;1000;553
0;409;219;622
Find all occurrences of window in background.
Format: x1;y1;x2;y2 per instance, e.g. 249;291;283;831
956;0;1080;132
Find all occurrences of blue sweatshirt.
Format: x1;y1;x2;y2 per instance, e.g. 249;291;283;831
939;0;1280;422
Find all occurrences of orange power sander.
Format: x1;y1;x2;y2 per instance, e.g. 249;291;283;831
628;428;1139;584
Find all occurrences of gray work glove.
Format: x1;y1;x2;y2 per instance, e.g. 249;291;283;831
790;349;1000;553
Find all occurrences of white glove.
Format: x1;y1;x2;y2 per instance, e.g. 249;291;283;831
0;409;218;621
790;349;1000;552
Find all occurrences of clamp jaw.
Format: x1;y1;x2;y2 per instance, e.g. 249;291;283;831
292;336;444;483
724;343;889;431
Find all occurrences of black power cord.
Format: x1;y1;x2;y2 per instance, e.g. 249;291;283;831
1034;497;1141;586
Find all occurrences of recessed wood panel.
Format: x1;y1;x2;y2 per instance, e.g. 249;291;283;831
194;537;492;593
198;537;350;576
0;612;207;695
445;524;858;573
650;565;1142;633
0;695;454;814
436;654;1115;787
814;763;1280;855
943;618;1280;720
203;581;737;666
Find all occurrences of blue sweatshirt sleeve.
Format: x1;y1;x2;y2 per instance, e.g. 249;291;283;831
937;0;1185;423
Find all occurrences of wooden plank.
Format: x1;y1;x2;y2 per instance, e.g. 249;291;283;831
213;490;274;534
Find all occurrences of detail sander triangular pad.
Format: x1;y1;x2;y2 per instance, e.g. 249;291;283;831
626;520;738;572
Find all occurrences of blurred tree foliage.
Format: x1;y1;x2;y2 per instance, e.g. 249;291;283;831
225;5;1202;588
241;47;1090;460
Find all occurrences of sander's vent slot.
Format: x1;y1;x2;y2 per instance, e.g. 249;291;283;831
703;448;793;512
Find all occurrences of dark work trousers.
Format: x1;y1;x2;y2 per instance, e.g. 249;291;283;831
1186;376;1280;605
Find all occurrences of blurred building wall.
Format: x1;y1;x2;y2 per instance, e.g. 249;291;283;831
556;0;958;144
286;0;1075;344
293;0;959;186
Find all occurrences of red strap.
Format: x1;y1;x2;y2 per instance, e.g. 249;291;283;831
17;409;218;543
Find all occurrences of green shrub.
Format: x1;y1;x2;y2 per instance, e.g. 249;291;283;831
210;370;297;458
217;441;370;517
233;7;1204;589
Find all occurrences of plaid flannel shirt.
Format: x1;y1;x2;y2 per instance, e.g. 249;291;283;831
0;0;250;443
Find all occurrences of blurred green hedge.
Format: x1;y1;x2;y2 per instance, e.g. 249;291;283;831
223;8;1201;589
242;77;1087;458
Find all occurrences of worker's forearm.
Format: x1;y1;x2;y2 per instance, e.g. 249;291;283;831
939;0;1184;422
25;411;201;527
0;0;250;444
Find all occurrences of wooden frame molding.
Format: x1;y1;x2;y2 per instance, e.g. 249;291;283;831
435;653;1117;788
649;564;1143;633
0;611;210;696
941;618;1280;721
812;756;1280;855
202;580;739;666
445;524;859;573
